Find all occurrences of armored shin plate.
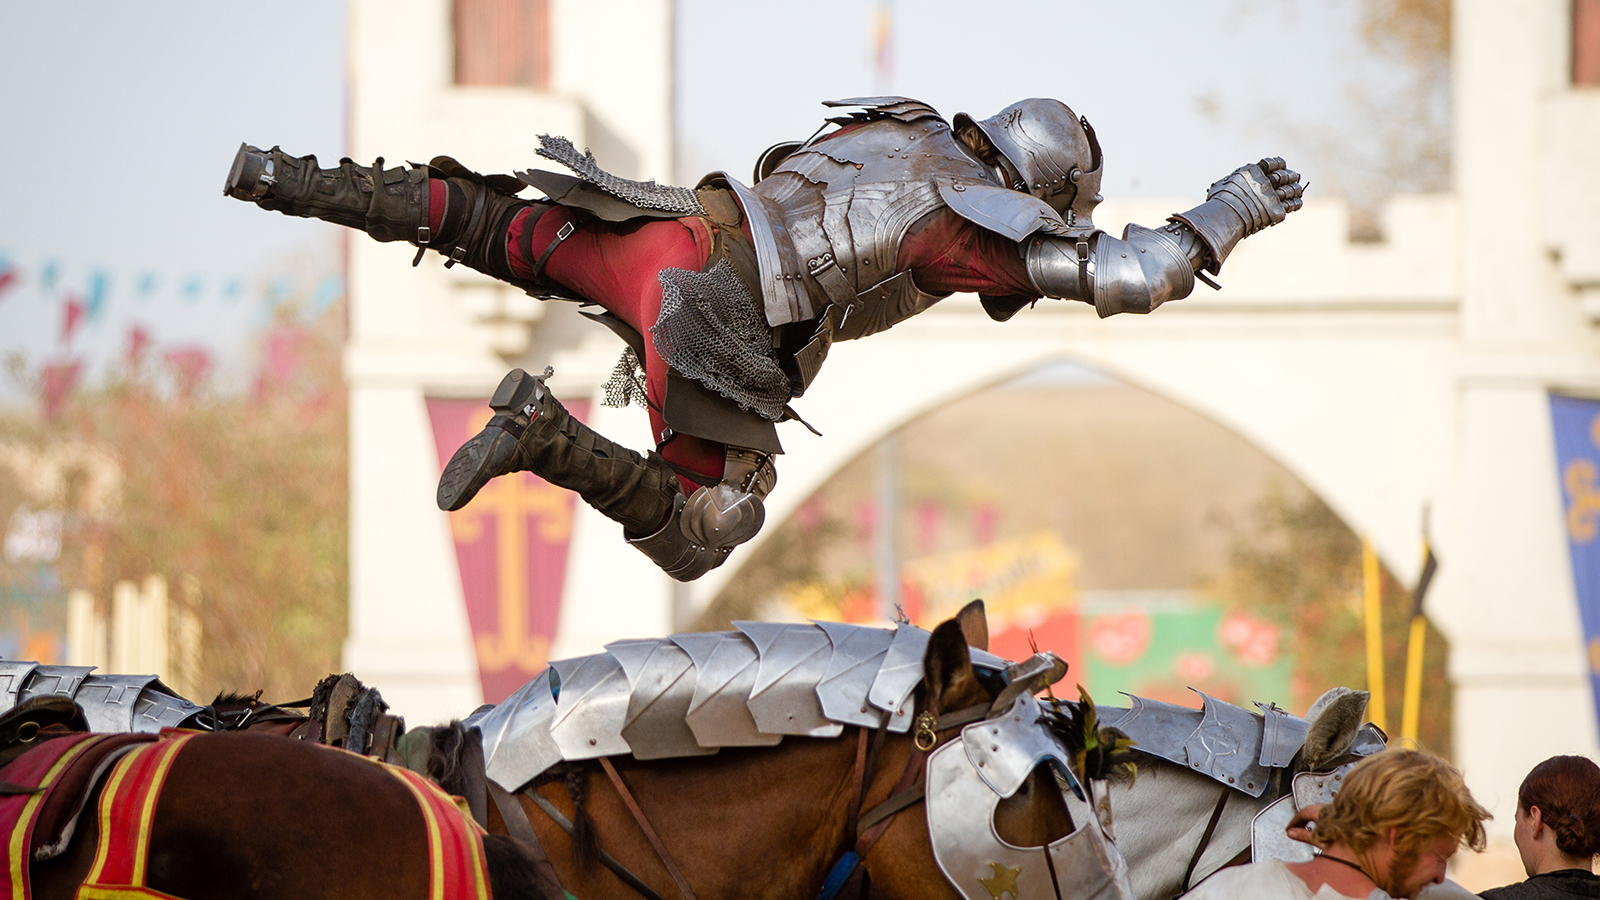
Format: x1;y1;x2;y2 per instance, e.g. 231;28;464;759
607;638;717;760
548;654;633;760
927;737;1134;900
0;660;41;715
813;621;896;728
674;631;782;748
737;621;843;738
474;667;564;793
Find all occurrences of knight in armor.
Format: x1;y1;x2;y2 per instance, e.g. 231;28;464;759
224;97;1303;581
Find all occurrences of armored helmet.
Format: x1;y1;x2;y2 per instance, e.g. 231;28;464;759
954;98;1104;230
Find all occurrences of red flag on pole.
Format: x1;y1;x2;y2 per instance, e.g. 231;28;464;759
39;359;84;419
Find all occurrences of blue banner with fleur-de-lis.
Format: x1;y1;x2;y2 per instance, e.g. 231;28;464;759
1551;393;1600;731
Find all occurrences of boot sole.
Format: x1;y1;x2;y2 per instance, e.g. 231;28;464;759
225;142;270;200
436;426;520;511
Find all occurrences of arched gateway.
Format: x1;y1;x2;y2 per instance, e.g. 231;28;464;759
333;0;1600;872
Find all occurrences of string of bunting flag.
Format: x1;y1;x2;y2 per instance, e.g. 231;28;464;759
0;250;343;417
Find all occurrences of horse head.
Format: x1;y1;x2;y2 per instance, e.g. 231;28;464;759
1062;684;1385;900
864;601;1134;900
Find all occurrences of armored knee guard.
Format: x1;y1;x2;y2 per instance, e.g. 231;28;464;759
680;447;776;550
624;446;776;582
627;495;735;582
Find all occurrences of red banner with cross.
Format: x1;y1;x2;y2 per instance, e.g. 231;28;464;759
425;397;589;703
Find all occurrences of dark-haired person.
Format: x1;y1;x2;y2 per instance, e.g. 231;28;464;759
1189;748;1490;899
1481;755;1600;899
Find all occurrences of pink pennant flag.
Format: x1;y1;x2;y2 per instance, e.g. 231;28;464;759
61;295;85;344
39;359;84;419
126;324;152;367
265;325;309;383
163;346;213;399
0;268;19;302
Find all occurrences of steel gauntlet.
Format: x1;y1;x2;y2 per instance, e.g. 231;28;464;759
1024;225;1195;318
1170;157;1304;274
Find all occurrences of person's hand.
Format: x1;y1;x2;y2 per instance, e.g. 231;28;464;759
1205;157;1305;234
1287;802;1327;844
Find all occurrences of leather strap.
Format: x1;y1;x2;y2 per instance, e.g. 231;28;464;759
460;733;490;828
489;780;567;900
599;756;699;900
527;788;669;900
1182;785;1231;891
531;219;576;282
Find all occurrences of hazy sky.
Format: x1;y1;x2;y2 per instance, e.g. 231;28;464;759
0;1;1384;408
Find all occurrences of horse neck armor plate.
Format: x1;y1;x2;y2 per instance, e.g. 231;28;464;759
927;705;1135;900
1098;691;1307;798
470;620;1023;793
0;663;205;733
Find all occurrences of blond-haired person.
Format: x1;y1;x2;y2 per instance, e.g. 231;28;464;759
1187;749;1491;899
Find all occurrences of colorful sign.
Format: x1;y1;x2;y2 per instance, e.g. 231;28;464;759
425;398;588;703
779;531;1292;708
1549;394;1600;739
1080;596;1290;708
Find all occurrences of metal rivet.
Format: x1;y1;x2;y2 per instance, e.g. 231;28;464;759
861;706;868;713
978;761;985;767
589;738;597;745
1247;782;1254;789
1227;777;1235;783
992;745;1000;752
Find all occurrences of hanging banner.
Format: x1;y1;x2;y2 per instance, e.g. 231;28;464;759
1550;393;1600;738
426;397;588;703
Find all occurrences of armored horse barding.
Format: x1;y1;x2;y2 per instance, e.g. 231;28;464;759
419;603;1135;900
1064;688;1386;900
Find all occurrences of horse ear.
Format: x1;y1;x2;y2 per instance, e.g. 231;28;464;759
924;616;992;714
955;599;989;651
1300;687;1370;771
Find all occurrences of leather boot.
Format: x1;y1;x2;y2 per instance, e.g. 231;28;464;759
437;368;681;538
224;144;544;283
224;144;430;243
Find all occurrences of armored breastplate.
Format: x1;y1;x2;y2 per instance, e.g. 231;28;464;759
726;98;1081;342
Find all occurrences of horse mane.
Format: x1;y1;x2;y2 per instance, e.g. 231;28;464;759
209;690;264;706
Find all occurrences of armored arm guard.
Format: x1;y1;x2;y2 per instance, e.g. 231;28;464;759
1170;157;1304;275
1024;224;1200;317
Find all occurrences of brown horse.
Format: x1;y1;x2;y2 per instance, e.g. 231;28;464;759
422;605;1117;900
21;730;548;900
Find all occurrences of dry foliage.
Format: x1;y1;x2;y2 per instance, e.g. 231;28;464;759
1206;488;1452;756
0;299;348;701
